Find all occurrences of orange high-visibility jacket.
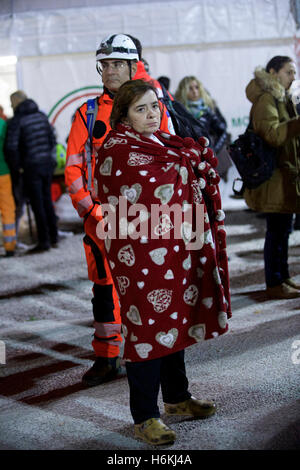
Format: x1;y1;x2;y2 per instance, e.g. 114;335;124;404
65;91;112;221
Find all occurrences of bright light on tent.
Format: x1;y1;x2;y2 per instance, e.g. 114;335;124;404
0;56;17;66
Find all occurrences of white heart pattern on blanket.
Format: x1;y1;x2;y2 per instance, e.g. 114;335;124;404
153;214;174;236
119;217;136;237
104;137;127;149
154;184;174;204
99;156;112;176
181;221;193;245
118;244;135;266
107;195;119;207
130;332;138;342
139;209;150;223
121;183;142;204
161;162;174;172
127;152;154;166
179;166;188;184
213;267;222;285
149;247;167;265
218;311;228;329
155;328;178;348
164;269;174;280
188;324;206;342
147;288;173;313
204;229;215;249
183;285;199;306
126;305;142;325
116;276;130;295
202;297;213;309
182;254;191;270
134;343;153;359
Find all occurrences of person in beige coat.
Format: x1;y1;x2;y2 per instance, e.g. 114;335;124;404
244;56;300;299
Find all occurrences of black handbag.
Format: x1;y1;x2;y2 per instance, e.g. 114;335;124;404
228;120;277;190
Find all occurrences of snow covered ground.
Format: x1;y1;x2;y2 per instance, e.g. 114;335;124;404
0;179;299;451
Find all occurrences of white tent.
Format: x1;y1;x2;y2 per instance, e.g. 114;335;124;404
0;0;297;145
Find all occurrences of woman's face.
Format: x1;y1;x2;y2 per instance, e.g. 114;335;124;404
187;80;200;101
272;61;296;90
125;89;161;137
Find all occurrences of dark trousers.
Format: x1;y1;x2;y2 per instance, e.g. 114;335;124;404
24;169;58;248
264;213;293;287
125;349;191;424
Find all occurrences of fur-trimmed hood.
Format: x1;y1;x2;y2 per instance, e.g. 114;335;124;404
246;66;286;104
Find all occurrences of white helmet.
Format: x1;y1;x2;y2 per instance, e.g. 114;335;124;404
96;34;139;62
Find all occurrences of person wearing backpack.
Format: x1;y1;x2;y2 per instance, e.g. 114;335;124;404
65;34;173;387
244;56;300;299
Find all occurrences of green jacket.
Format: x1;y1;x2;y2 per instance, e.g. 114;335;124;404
0;118;9;176
244;67;300;214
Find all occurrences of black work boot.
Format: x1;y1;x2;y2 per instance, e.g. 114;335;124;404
82;356;125;387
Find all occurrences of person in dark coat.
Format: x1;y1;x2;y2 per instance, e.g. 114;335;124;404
5;90;58;252
175;76;232;180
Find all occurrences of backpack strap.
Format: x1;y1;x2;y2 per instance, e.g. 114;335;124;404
84;98;98;191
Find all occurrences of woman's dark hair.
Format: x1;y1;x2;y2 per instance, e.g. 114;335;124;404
110;79;159;129
266;56;293;73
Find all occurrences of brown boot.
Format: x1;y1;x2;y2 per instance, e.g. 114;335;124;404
164;396;216;419
266;283;300;299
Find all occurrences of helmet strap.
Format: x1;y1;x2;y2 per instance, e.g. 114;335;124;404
128;60;132;80
104;86;115;99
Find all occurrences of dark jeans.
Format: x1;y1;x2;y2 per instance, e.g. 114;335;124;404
264;213;293;287
125;349;191;424
24;169;58;248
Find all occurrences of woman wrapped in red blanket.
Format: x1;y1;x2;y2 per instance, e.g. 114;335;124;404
95;79;231;446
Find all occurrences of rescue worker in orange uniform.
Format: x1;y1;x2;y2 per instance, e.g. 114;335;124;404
65;34;174;387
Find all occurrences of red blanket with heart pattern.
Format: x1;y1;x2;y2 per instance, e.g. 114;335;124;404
95;123;231;362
